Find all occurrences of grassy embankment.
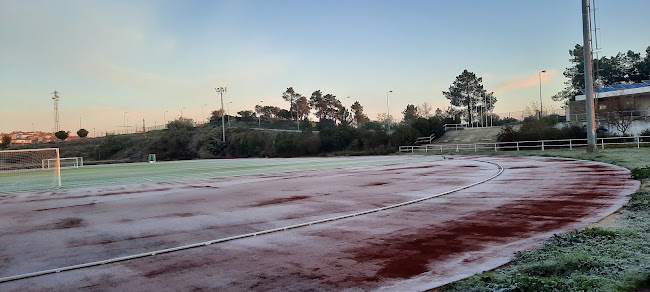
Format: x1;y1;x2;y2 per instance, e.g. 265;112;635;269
10;122;400;163
435;148;650;291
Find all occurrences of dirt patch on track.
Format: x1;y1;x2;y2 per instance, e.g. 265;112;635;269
364;182;389;186
251;195;311;207
52;218;85;229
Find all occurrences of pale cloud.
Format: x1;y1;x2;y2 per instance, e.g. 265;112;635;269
493;71;556;95
480;73;493;80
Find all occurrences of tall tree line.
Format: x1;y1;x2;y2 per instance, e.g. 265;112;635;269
553;45;650;103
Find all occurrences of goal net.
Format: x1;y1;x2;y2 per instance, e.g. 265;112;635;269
43;157;83;169
0;148;61;193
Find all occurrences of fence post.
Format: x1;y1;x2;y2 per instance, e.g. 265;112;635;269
475;144;477;152
425;146;428;153
570;140;572;150
601;138;604;150
541;141;545;151
494;143;497;152
456;145;459;152
638;136;640;148
516;142;520;151
440;145;443;153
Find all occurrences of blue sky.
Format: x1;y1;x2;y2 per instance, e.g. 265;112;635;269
1;0;649;134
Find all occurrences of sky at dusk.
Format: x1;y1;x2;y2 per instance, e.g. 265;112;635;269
1;0;649;134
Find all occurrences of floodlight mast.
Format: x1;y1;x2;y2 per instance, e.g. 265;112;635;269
582;0;597;153
215;87;227;142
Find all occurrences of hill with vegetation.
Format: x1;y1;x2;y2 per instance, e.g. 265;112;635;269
9;117;453;163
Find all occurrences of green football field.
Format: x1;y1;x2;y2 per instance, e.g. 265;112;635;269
0;156;439;194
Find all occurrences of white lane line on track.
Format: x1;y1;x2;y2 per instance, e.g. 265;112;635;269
0;158;502;284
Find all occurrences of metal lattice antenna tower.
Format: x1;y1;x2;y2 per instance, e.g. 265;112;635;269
590;0;601;58
590;0;602;106
52;90;60;132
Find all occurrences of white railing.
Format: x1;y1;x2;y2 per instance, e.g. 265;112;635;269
442;123;505;131
443;124;467;131
416;133;436;144
399;135;650;153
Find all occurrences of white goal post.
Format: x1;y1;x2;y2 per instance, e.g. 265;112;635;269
43;157;83;169
0;148;61;193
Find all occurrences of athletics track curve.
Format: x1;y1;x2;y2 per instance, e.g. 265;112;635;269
0;155;639;291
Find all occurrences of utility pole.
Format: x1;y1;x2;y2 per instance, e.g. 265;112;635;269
582;0;597;153
52;90;60;132
215;87;227;142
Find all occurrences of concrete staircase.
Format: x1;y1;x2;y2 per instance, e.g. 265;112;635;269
430;126;512;145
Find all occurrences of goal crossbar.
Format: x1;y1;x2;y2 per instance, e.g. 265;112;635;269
43;157;83;169
0;148;61;192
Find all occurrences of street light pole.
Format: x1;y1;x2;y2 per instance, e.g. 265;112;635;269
482;95;485;127
343;96;351;126
258;100;263;129
227;101;232;128
539;70;547;119
215;87;227;142
202;104;207;124
386;91;391;130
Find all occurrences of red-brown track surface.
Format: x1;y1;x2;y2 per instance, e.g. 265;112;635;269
0;156;639;291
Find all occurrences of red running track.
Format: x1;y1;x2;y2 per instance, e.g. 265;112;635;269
0;155;639;291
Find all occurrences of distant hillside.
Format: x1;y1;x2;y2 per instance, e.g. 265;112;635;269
7;123;397;163
12;130;168;164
